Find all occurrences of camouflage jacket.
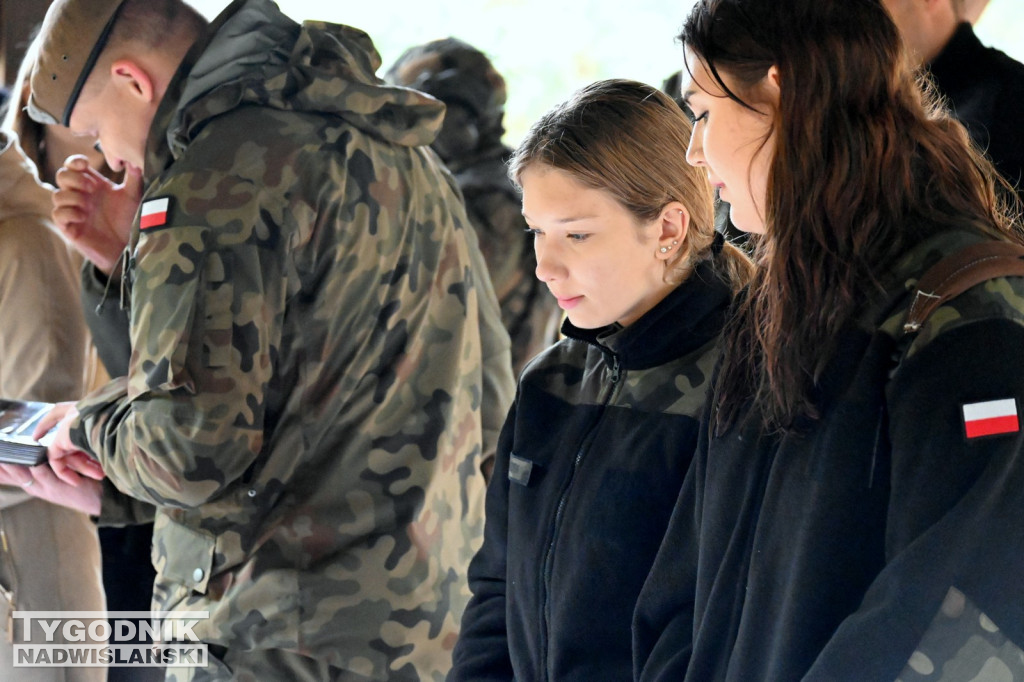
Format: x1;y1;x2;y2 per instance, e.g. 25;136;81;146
69;0;514;678
634;228;1024;682
449;148;560;376
452;250;733;681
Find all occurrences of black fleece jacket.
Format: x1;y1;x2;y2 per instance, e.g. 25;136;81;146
450;251;734;681
634;230;1024;681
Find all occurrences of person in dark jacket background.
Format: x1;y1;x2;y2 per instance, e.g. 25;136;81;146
634;1;1024;680
449;78;753;681
882;0;1024;200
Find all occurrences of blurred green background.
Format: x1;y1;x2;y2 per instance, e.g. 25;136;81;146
190;0;1023;148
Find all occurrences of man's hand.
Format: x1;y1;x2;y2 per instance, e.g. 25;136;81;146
52;154;143;274
33;402;105;485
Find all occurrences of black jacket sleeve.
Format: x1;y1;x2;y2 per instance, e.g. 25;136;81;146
805;317;1024;680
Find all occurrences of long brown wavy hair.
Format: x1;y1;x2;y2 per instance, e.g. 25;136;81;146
681;0;1023;433
508;78;754;293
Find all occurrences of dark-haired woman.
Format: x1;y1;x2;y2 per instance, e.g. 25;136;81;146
634;1;1024;680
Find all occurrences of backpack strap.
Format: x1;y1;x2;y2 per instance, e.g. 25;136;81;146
902;241;1024;335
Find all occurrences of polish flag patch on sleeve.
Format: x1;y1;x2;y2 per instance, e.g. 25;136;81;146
140;197;171;230
962;398;1020;439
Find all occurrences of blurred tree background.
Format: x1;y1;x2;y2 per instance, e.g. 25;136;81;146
190;0;1022;148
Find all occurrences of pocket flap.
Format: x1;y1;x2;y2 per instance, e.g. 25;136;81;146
153;519;215;595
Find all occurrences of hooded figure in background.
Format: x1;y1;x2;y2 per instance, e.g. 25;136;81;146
387;38;561;378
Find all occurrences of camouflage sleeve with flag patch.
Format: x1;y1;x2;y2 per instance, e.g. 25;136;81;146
69;185;279;508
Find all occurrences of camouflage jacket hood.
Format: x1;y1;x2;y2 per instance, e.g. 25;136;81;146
147;0;445;178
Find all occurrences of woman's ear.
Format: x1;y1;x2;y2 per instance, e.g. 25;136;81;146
763;65;781;105
656;202;689;259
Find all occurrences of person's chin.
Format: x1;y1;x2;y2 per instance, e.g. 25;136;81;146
565;312;607;330
728;205;767;235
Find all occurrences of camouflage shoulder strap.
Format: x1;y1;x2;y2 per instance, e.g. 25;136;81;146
902;241;1024;335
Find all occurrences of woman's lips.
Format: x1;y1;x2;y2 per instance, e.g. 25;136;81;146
555;295;583;310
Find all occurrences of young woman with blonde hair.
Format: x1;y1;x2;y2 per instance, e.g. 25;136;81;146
450;78;752;680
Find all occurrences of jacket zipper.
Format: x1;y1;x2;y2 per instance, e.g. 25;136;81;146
538;352;621;679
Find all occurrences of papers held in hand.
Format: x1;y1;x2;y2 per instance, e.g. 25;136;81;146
0;400;54;466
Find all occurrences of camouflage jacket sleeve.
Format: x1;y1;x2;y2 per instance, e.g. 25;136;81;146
462;216;514;466
74;377;158;525
98;480;157;526
805;290;1024;681
450;400;517;680
69;185;277;509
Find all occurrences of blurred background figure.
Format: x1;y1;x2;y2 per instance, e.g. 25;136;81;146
2;38;120;389
386;38;560;376
3;39;159;682
0;129;106;681
882;0;1024;200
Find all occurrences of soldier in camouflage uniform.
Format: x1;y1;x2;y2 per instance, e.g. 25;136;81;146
385;39;561;378
634;1;1024;681
26;0;514;679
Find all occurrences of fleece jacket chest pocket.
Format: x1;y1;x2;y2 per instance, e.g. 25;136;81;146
202;252;233;368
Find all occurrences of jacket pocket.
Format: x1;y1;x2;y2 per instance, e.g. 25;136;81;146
152;518;215;595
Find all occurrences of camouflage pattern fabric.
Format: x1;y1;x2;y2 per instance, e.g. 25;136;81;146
454;153;561;376
66;0;514;679
878;229;1024;356
385;40;560;376
897;587;1024;682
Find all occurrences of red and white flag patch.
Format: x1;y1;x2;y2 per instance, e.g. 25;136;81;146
962;399;1020;439
140;197;170;230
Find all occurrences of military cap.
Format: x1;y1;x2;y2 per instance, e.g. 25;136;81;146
28;0;128;126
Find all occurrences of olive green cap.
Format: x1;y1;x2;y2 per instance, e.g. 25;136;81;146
27;0;128;127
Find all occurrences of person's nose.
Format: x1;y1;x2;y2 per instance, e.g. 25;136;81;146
534;238;564;283
686;127;705;167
